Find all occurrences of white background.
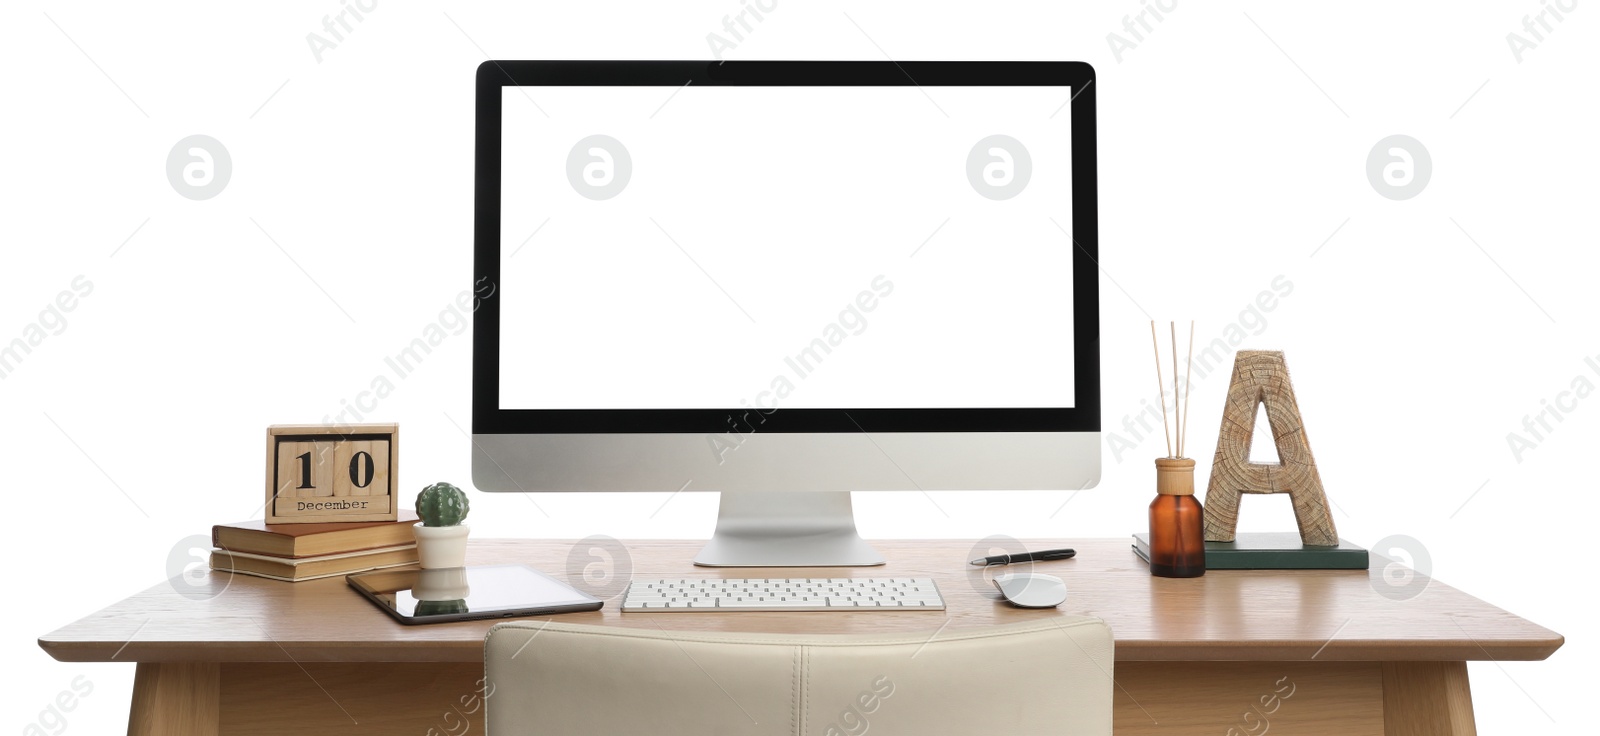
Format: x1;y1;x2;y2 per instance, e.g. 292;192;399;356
499;85;1074;409
2;2;1594;733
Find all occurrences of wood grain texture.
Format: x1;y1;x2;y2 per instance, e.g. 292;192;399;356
1382;662;1478;736
128;662;219;736
219;663;488;736
1154;457;1195;496
1115;662;1384;736
264;423;398;524
39;539;1562;664
1204;350;1340;545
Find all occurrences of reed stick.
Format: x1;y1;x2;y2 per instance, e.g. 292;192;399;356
1180;320;1195;457
1170;322;1180;456
1150;321;1172;458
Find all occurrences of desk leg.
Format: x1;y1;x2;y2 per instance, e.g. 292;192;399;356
127;662;220;736
1381;662;1477;736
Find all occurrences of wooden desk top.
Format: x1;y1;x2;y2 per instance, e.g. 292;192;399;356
38;539;1562;664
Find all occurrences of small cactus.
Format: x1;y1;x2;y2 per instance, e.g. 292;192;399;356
414;599;469;616
416;482;470;527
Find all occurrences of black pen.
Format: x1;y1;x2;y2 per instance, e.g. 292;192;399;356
969;548;1076;566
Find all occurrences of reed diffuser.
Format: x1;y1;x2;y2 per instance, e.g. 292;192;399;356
1147;321;1205;578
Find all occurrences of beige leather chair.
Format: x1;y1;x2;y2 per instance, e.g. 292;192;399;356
485;617;1114;735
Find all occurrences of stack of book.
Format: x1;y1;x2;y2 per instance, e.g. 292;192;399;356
210;511;420;582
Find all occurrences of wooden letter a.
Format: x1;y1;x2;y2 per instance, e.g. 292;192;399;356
1203;351;1338;546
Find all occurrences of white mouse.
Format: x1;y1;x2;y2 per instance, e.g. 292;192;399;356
992;572;1068;608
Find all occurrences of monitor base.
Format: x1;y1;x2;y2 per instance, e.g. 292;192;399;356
693;491;886;567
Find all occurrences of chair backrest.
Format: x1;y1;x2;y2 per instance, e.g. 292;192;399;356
485;616;1114;735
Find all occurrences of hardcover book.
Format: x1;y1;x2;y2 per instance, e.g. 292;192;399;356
209;544;419;582
1133;532;1369;570
213;510;419;559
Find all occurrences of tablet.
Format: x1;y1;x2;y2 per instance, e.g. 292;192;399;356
347;564;602;625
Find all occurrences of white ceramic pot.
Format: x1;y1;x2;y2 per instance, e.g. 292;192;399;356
412;567;472;601
413;523;470;569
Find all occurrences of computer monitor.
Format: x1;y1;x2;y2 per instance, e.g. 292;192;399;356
473;61;1100;567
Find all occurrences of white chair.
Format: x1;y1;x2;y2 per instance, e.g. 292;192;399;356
485;617;1114;735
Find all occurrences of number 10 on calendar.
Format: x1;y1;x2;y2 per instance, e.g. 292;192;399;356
264;424;400;524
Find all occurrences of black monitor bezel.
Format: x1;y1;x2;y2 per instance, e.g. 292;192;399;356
474;61;1099;434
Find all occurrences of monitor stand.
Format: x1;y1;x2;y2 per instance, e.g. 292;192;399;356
693;491;886;567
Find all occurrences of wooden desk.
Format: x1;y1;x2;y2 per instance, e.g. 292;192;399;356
40;539;1561;735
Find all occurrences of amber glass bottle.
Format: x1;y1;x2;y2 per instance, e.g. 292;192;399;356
1149;458;1205;578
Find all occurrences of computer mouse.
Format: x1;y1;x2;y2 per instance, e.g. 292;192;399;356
992;572;1068;608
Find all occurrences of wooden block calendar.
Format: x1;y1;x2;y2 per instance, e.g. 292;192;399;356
264;424;399;524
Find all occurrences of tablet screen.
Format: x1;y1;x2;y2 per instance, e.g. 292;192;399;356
348;564;601;623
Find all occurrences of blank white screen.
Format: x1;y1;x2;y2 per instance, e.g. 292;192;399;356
500;85;1074;410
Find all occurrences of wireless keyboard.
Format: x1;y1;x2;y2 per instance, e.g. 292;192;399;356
621;577;945;612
